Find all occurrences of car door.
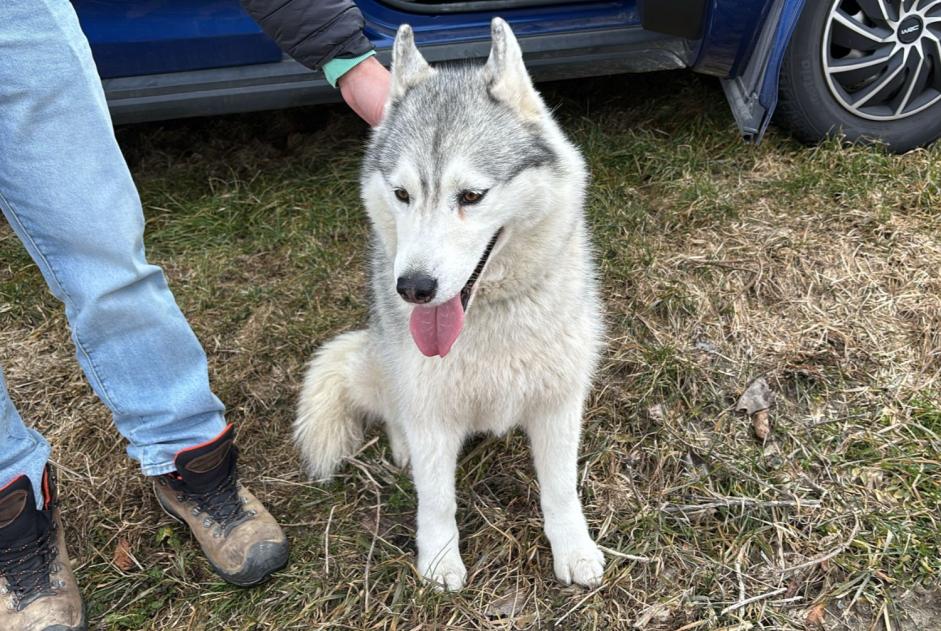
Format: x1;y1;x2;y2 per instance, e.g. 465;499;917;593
72;0;283;79
639;0;807;142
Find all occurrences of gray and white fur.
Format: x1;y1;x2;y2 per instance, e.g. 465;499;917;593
295;18;605;590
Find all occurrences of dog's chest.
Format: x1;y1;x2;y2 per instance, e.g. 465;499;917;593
399;295;598;433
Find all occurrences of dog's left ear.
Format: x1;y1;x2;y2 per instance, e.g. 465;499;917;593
483;18;543;121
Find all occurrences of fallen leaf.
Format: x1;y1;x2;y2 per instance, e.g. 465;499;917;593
737;378;774;440
805;603;826;627
633;602;672;629
485;590;526;619
736;377;774;415
112;537;135;572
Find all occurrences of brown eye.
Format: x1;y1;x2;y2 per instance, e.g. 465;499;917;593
394;188;410;203
459;190;485;205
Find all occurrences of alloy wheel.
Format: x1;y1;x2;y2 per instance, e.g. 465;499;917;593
822;0;941;120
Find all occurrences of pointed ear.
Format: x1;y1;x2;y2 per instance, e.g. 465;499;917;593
389;24;434;103
482;18;542;121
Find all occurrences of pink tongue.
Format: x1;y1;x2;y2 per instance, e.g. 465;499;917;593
409;295;465;357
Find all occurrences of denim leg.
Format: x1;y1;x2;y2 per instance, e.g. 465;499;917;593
0;369;51;507
0;0;226;477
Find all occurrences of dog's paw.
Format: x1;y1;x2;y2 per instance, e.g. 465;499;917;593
419;551;467;592
552;541;605;588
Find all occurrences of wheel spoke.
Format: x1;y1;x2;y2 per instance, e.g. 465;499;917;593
828;46;899;87
858;0;896;23
926;34;941;89
852;48;908;107
896;49;925;114
918;0;941;13
832;8;894;50
829;46;896;72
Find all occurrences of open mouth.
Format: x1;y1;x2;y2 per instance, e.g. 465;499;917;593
460;228;503;310
408;227;503;358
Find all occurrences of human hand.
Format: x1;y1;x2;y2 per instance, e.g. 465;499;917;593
338;56;391;127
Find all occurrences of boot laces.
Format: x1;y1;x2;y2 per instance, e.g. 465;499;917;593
178;467;250;533
0;519;57;608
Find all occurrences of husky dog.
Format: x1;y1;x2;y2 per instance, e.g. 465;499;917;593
295;18;604;590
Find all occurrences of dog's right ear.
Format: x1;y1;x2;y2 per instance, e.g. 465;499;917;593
389;24;434;103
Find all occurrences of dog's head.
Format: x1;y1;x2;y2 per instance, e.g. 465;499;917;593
362;18;580;357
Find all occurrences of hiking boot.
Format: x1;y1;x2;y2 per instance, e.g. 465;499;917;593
153;425;288;586
0;467;85;631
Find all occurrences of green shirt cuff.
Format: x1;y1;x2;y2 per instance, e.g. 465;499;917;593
323;51;376;88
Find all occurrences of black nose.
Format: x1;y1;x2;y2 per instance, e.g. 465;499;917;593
396;273;437;304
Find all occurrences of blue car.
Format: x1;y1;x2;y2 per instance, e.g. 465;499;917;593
74;0;941;151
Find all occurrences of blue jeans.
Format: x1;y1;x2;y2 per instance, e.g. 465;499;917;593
0;0;227;505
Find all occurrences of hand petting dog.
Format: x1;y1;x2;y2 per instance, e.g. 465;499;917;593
339;55;391;127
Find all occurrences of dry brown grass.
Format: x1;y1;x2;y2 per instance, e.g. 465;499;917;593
0;72;939;629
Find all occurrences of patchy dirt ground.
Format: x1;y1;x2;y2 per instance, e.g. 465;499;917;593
1;72;939;629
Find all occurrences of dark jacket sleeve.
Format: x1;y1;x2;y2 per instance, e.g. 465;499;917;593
240;0;374;70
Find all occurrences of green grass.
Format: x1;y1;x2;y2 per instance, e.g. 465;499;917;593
1;71;940;629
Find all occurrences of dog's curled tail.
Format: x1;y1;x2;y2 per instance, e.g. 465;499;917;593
294;330;382;480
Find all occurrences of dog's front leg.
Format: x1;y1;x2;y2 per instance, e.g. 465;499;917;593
407;423;467;591
525;399;605;588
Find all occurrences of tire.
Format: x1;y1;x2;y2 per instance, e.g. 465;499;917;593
777;0;941;152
